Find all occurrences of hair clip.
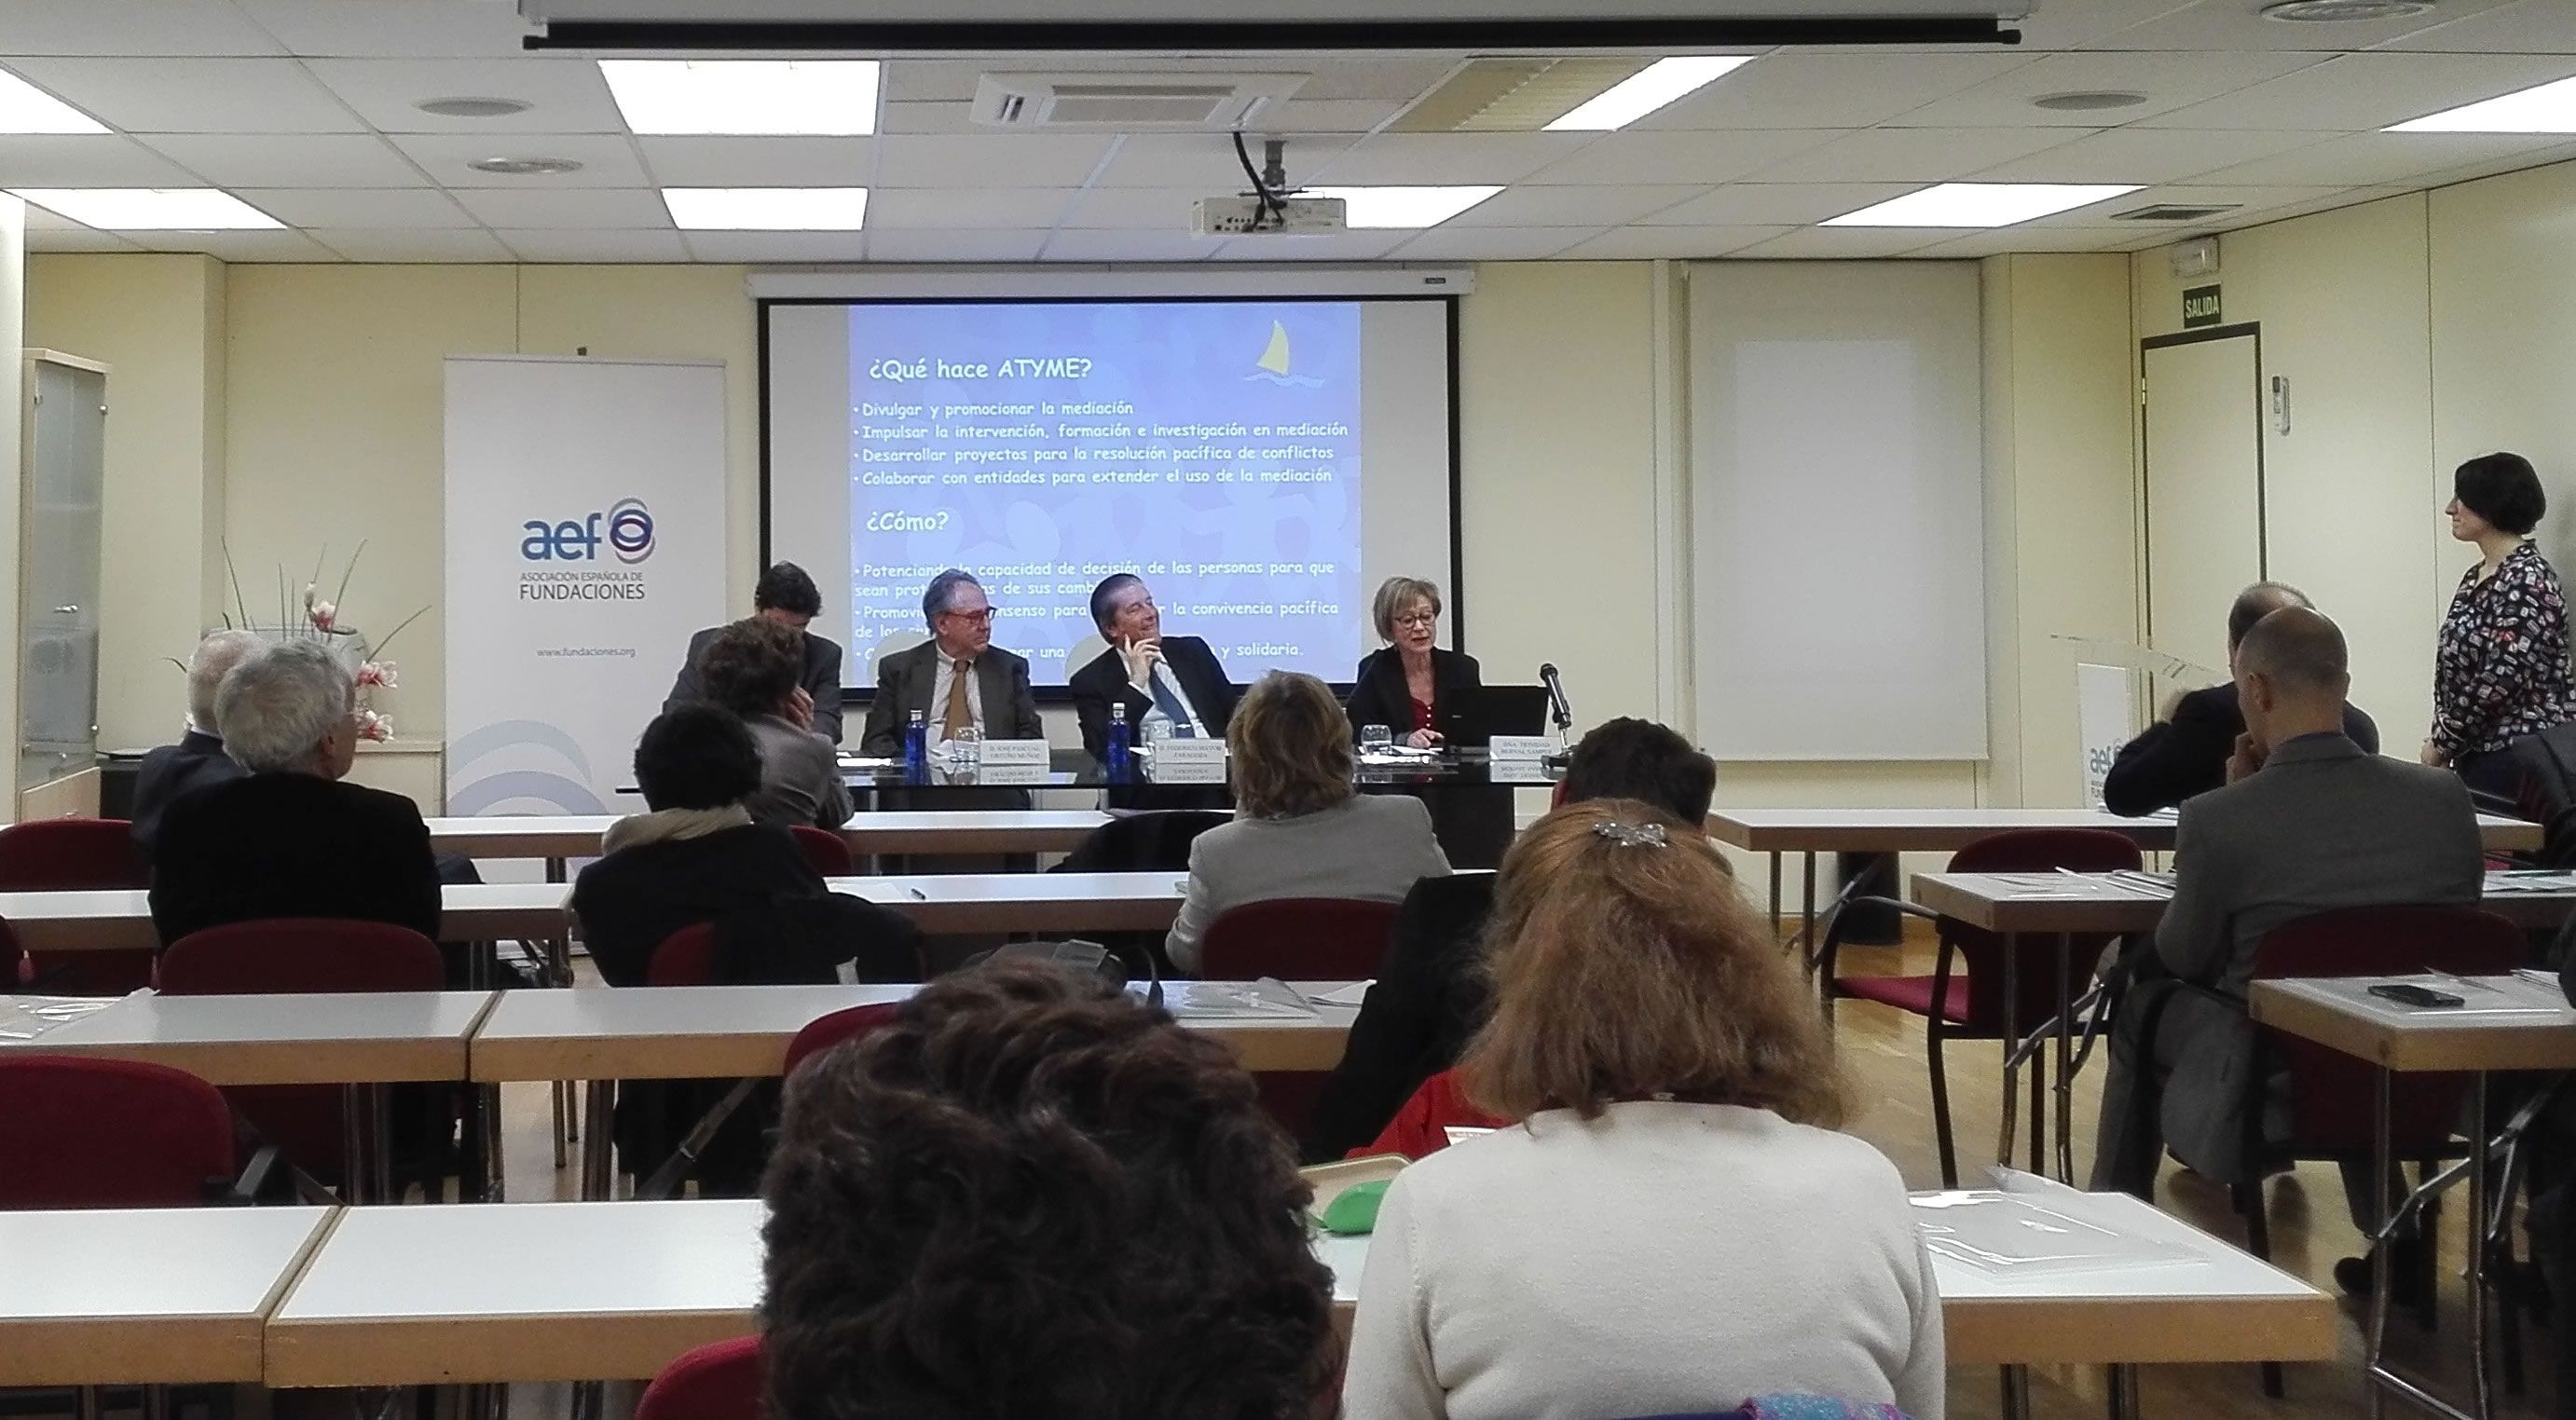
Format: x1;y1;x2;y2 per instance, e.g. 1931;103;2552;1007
1592;820;1669;849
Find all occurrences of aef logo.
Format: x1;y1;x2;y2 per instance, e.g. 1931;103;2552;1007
523;498;654;563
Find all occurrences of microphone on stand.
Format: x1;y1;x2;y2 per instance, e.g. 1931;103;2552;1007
1539;662;1573;732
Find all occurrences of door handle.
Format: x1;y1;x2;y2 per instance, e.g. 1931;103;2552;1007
51;606;76;615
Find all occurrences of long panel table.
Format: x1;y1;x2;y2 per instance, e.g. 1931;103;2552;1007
424;810;1113;862
0;989;495;1085
0;1206;336;1386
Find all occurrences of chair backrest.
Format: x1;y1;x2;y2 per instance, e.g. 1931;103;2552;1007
1200;897;1402;982
787;825;855;878
158;919;445;995
782;1002;904;1079
1361;1068;1509;1162
647;922;719;987
0;817;147;890
0;1055;235;1208
1054;811;1230;873
1938;828;2144;1034
637;1336;764;1420
2254;905;2525;1153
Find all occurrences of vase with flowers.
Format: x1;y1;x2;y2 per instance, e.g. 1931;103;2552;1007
195;542;428;744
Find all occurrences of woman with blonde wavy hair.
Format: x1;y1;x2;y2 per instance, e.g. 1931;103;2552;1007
1341;801;1944;1420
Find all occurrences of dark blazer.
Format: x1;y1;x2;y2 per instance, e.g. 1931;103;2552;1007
130;729;246;857
857;640;1044;756
2103;682;2380;817
569;823;830;987
1068;635;1239;760
148;773;443;948
665;624;845;744
1304;870;1498;1162
1346;647;1483;744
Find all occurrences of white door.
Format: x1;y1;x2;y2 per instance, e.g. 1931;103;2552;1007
2143;330;2265;699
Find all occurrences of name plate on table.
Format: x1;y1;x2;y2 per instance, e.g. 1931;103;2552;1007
975;739;1050;768
1145;740;1229;784
958;763;1051;786
1488;735;1558;762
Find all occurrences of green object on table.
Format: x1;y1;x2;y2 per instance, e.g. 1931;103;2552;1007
1317;1180;1390;1236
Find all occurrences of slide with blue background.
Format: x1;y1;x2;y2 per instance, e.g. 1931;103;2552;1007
849;299;1362;684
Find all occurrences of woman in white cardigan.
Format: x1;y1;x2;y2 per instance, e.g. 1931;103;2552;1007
1340;802;1945;1420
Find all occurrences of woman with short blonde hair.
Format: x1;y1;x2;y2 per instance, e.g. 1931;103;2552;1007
1160;672;1450;975
1348;576;1482;751
1342;801;1943;1420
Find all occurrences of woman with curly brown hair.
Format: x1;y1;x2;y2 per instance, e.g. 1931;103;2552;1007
760;959;1338;1420
1340;802;1944;1420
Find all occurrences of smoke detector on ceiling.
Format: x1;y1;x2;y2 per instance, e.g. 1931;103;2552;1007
418;96;533;118
2258;0;2434;20
468;156;584;175
970;73;1307;130
2032;90;2147;112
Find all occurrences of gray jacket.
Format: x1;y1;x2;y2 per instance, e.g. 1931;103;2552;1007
1165;795;1452;975
857;640;1044;757
744;712;852;832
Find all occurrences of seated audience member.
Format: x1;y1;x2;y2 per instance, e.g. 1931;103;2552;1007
699;619;852;831
1347;576;1481;749
858;567;1043;756
149;641;441;947
130;628;263;855
571;706;832;988
1341;803;1943;1420
666;561;844;744
2090;607;2480;1290
1068;572;1240;760
1305;716;1717;1161
1163;671;1449;975
2103;580;2380;816
761;959;1336;1420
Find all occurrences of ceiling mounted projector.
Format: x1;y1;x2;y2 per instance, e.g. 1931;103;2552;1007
1192;194;1347;237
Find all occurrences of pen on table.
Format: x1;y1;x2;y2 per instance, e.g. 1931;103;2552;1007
905;886;927;901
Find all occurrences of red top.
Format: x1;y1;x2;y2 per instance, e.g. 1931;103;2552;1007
1410;697;1435;733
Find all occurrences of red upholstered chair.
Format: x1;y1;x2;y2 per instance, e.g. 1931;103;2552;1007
1817;827;2144;1187
788;826;855;878
158;919;445;1190
1200;897;1402;1137
0;1055;266;1208
783;1003;903;1079
1356;1068;1508;1162
0;816;152;995
647;923;719;987
637;1336;763;1420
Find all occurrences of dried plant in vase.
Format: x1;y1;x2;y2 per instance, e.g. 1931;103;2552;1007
177;541;431;743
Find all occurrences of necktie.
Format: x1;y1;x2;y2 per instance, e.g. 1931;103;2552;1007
942;660;973;740
1146;665;1198;738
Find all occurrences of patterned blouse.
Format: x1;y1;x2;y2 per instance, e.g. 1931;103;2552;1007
2432;540;2576;757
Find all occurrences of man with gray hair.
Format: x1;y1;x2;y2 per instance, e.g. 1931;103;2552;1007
857;568;1042;757
130;628;264;855
147;639;441;949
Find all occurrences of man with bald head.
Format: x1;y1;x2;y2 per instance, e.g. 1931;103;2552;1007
2093;607;2479;1283
2103;581;2381;815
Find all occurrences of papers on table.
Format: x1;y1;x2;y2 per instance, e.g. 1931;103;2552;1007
2484;869;2576;894
2309;973;2569;1018
834;755;899;770
1157;978;1318;1021
1911;1191;2196;1277
0;994;121;1041
1311;980;1373;1007
1987;869;2174;900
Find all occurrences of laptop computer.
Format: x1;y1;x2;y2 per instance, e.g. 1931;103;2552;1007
1452;685;1552;748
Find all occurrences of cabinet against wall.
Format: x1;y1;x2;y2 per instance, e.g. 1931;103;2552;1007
18;349;107;818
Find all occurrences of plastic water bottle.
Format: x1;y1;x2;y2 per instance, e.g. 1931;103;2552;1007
1105;703;1131;780
904;707;928;781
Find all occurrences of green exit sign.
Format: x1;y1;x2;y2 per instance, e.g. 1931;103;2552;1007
2183;285;2223;328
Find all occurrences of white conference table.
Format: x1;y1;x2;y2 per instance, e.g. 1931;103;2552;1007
0;990;496;1085
0;1205;336;1386
424;810;1113;864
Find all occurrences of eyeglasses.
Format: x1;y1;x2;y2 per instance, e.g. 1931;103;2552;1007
1392;610;1438;629
942;607;996;624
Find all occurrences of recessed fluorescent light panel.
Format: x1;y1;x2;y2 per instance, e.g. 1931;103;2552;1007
601;60;881;135
1305;185;1502;228
1824;183;2143;227
2388;74;2576;133
661;186;870;230
1543;55;1753;131
10;188;281;230
0;70;106;134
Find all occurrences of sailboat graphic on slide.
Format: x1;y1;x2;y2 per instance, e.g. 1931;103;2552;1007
1247;319;1323;388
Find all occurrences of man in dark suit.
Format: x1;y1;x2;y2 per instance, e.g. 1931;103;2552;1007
2103;580;2380;815
1067;573;1239;760
130;628;264;856
149;640;443;949
665;562;845;744
1302;717;1720;1161
2090;608;2481;1286
858;569;1043;756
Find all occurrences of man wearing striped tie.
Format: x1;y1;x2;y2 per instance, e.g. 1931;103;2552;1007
858;569;1044;757
1069;572;1242;763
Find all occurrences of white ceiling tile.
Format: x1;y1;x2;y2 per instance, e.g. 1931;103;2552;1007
1383;227;1603;261
1742;127;2094;184
497;228;694;263
869;187;1079;228
1035;228;1220;263
386;133;651;187
1906;227;2144;257
130;229;342;261
879;102;973;136
1268;99;1406;134
2407;140;2576;189
1445;184;1703;228
1636;52;2038;131
1061;186;1208;231
234;0;539;59
2004;0;2202;50
450;188;672;229
1891;50;2334;128
1727;226;1965;259
636;136;876;188
1304;131;1596;185
303;59;626;134
2092;0;2522;53
1966;128;2336;184
1208;231;1406;261
8;58;364;134
2215;187;2416;229
0;1;285;57
2187;130;2576;187
2376;0;2576;54
140;133;424;187
308;228;517;263
873;134;1113;188
1558;225;1792;259
1274;58;1453;102
231;187;475;228
863;228;1050;262
1524;130;1849;186
25;227;146;253
1089;132;1357;188
679;231;869;263
880;61;987;104
2140;52;2576;130
0;134;201;186
1639;183;1918;226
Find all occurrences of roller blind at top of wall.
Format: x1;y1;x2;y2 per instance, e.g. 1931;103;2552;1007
1687;261;1987;760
